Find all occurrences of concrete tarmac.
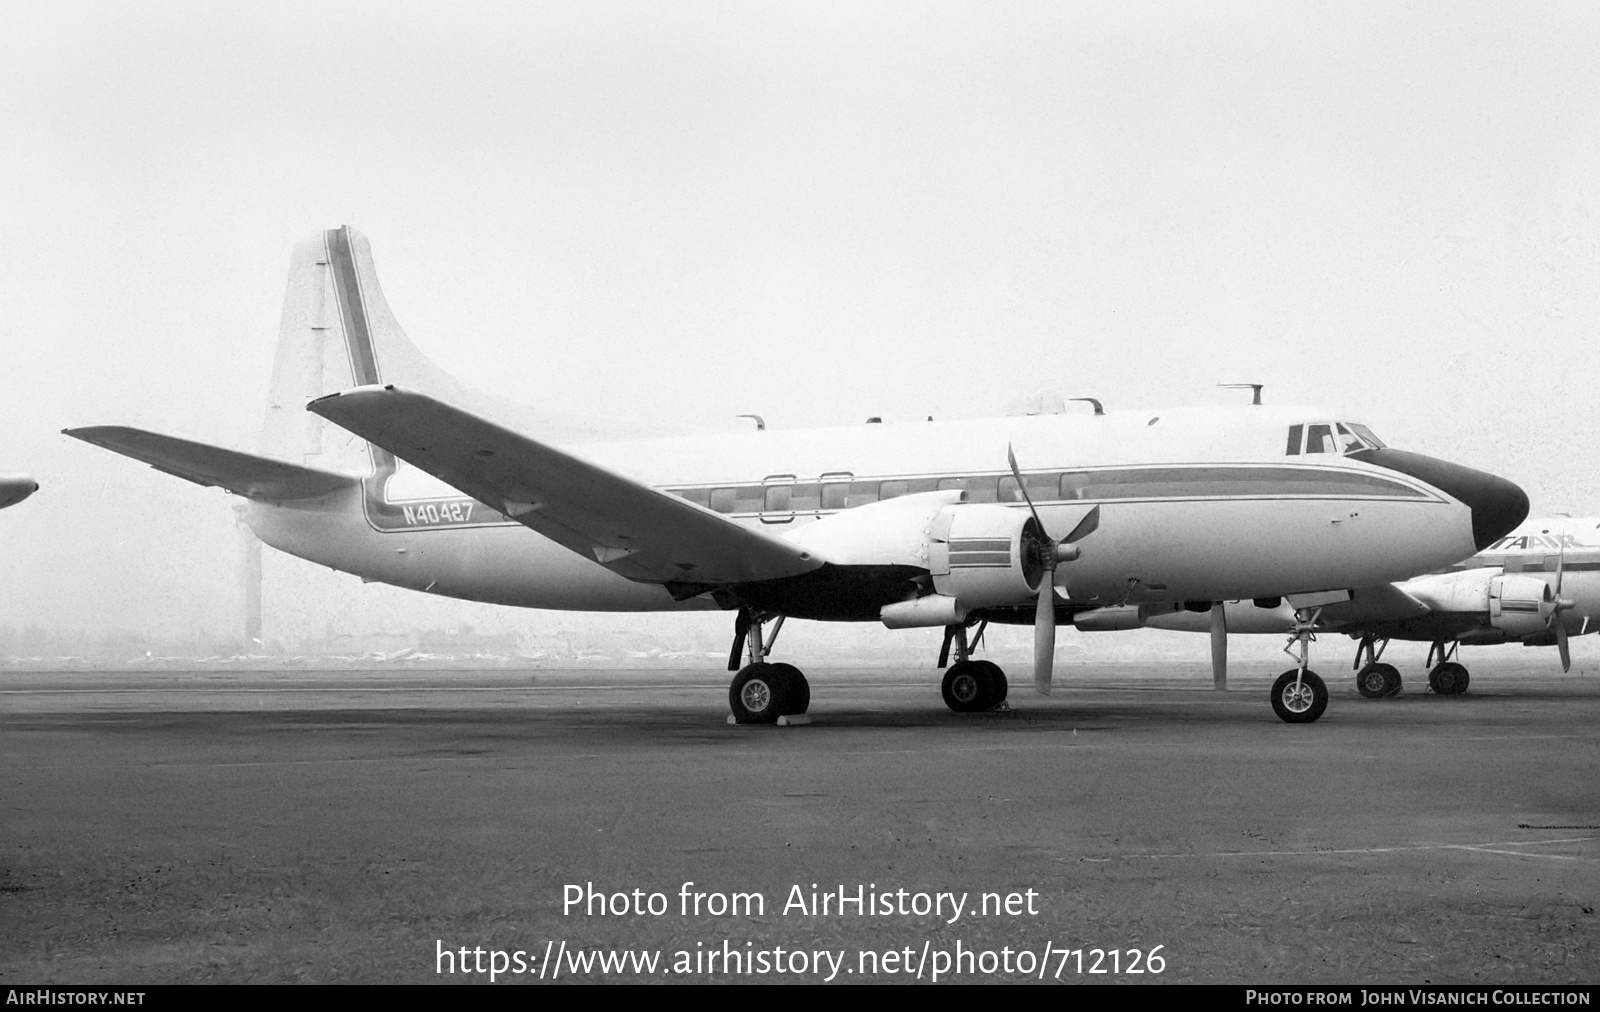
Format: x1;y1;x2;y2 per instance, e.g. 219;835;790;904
2;659;1597;984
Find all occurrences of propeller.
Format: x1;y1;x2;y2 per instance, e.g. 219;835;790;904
1210;603;1227;690
1549;547;1576;672
1007;446;1100;695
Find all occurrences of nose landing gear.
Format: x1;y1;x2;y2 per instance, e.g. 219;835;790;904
1273;608;1329;723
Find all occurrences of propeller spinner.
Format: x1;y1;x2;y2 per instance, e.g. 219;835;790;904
1006;446;1099;695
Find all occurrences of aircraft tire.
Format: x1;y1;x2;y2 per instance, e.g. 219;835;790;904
729;662;793;724
1271;669;1328;723
1356;664;1391;699
1428;662;1469;695
770;662;810;714
942;661;993;712
974;660;1008;705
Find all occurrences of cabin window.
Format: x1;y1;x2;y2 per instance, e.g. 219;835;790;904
789;483;822;511
709;488;737;513
677;488;710;507
1024;473;1058;501
821;481;850;510
846;481;880;508
879;480;907;500
1285;424;1303;456
733;486;765;512
764;484;791;512
938;476;998;503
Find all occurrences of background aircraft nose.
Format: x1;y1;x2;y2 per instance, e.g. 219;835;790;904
1351;449;1529;550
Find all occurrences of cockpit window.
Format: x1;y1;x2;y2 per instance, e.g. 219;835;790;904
1305;423;1335;454
1347;423;1386;449
1287;421;1387;456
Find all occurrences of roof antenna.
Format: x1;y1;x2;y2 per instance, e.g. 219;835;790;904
735;414;765;431
1069;397;1105;416
1218;383;1264;406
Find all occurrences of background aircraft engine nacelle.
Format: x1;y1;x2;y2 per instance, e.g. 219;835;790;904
928;504;1047;610
1488;574;1555;636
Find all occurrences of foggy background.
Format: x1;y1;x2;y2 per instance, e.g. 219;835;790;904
1;2;1596;668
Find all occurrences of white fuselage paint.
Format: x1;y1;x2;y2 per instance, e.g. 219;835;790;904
245;404;1482;617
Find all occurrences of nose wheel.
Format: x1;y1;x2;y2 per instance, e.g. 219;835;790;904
1272;668;1329;722
1273;607;1329;723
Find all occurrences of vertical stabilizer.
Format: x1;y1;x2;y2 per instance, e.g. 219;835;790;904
261;226;494;482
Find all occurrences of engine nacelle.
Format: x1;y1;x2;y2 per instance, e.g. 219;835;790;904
928;503;1046;610
1488;574;1555;636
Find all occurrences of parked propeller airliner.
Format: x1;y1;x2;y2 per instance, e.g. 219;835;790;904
65;227;1529;724
0;476;38;510
1109;516;1596;696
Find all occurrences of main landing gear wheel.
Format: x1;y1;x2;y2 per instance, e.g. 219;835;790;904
729;662;810;724
1356;662;1402;699
1428;662;1469;695
1271;669;1328;723
942;660;1007;713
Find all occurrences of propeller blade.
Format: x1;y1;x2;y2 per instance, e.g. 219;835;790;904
1005;443;1045;532
1064;504;1100;544
1210;603;1228;690
1557;619;1571;673
1034;583;1055;695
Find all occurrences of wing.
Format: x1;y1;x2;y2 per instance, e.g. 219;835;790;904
307;385;826;586
1319;582;1431;625
63;426;356;502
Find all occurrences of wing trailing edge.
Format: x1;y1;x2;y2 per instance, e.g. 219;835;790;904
307;385;827;586
64;426;357;502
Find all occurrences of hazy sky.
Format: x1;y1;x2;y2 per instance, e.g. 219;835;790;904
2;2;1597;647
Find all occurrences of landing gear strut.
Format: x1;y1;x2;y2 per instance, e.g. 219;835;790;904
1272;608;1329;723
727;609;810;724
1354;635;1401;699
1425;640;1470;695
937;620;1008;713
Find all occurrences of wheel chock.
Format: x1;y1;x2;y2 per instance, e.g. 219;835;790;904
725;713;813;726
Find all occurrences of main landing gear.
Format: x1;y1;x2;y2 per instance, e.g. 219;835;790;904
726;609;811;724
1350;638;1471;699
1353;636;1402;698
1425;640;1470;695
1272;608;1329;723
937;620;1008;713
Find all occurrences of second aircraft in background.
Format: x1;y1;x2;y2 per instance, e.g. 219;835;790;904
1096;516;1594;695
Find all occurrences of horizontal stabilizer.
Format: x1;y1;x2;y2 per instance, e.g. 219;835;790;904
0;475;38;510
308;385;826;586
64;426;356;502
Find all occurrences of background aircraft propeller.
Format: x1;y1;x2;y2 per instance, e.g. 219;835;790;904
1550;548;1575;672
1006;446;1099;695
